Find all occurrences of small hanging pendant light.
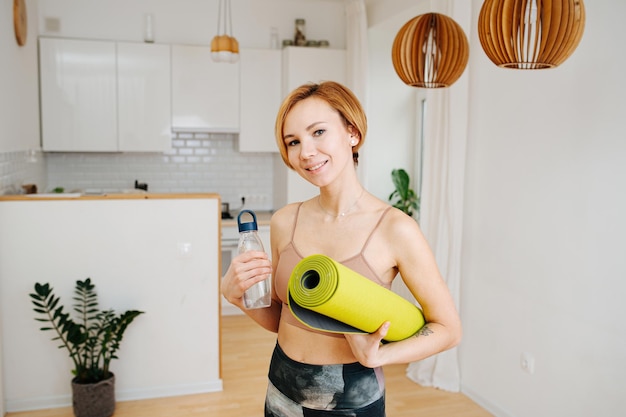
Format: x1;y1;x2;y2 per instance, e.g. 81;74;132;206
478;0;586;69
211;0;239;63
391;13;469;89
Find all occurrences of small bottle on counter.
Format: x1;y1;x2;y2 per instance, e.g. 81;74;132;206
237;210;271;309
295;18;306;46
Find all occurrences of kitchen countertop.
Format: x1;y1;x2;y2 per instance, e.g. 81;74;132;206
0;192;277;227
0;192;273;226
0;192;220;201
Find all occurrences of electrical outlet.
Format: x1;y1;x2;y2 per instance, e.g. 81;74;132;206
177;242;192;258
520;352;535;374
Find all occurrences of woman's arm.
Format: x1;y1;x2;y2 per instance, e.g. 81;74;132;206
221;248;281;333
344;211;462;367
220;205;298;333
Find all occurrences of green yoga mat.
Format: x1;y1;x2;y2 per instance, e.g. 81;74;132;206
288;254;425;342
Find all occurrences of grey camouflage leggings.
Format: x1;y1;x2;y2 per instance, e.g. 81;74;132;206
264;342;386;416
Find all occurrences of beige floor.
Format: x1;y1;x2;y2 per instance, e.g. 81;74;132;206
8;314;492;417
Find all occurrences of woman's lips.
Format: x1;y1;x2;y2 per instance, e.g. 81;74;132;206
305;160;327;172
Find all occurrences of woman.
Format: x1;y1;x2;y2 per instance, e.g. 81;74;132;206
221;81;461;416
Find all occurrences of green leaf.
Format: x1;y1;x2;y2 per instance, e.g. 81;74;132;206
388;168;419;218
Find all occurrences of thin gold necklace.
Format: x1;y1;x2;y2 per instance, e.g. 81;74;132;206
318;188;365;218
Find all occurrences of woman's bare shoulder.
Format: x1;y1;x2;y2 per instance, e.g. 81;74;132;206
270;202;302;228
379;206;423;241
270;202;306;255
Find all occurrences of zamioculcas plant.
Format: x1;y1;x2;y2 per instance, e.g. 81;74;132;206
30;278;144;383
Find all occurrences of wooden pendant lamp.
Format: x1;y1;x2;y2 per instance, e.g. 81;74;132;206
391;13;469;88
478;0;586;69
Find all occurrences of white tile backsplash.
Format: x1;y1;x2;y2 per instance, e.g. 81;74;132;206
1;133;274;211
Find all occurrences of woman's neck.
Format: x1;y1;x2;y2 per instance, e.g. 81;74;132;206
318;186;365;218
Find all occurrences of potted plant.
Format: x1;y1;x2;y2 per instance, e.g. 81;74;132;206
30;278;144;417
388;168;420;218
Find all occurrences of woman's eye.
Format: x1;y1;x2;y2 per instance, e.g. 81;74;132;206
313;129;325;137
287;139;300;147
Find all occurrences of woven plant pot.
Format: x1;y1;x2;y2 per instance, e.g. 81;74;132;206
71;373;115;417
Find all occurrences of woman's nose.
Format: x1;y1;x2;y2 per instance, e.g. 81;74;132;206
299;139;317;159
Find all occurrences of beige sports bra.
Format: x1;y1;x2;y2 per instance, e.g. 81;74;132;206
274;203;393;335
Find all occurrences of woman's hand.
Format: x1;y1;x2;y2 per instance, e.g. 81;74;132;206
344;321;390;368
221;250;272;309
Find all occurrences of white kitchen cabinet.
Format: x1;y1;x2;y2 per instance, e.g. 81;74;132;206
172;45;240;132
117;42;172;152
274;47;347;208
39;38;172;152
40;38;117;151
239;49;282;152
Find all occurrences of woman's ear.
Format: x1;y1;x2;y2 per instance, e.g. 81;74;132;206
349;133;360;147
347;126;360;145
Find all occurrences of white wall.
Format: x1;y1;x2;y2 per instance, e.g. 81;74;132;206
460;1;626;416
365;18;420;199
0;1;41;412
365;0;427;199
36;0;346;48
0;0;40;152
367;1;626;416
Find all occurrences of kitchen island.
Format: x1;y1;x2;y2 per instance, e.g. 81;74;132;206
0;193;222;412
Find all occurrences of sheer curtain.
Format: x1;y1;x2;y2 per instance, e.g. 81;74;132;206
405;89;466;392
402;0;470;393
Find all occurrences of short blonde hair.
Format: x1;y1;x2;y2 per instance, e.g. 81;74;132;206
275;81;367;169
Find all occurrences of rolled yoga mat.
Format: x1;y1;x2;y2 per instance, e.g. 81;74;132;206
288;254;425;342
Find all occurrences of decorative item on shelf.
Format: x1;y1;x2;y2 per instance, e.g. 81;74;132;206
391;13;469;88
282;39;294;48
30;278;144;417
270;27;280;49
478;0;586;69
21;184;37;194
319;40;330;48
295;18;306;46
25;149;38;163
210;0;239;63
143;13;154;43
13;0;27;46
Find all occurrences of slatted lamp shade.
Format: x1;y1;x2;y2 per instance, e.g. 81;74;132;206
478;0;586;69
391;13;469;88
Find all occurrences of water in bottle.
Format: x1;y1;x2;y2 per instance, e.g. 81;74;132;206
237;210;271;309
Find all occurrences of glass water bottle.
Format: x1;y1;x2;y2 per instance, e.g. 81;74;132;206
237;210;271;309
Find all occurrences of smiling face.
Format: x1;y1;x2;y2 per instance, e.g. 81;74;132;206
275;82;367;171
282;97;358;187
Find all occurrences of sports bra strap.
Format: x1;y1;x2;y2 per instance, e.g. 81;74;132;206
360;206;393;255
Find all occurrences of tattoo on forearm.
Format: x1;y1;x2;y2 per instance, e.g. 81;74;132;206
415;325;433;338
